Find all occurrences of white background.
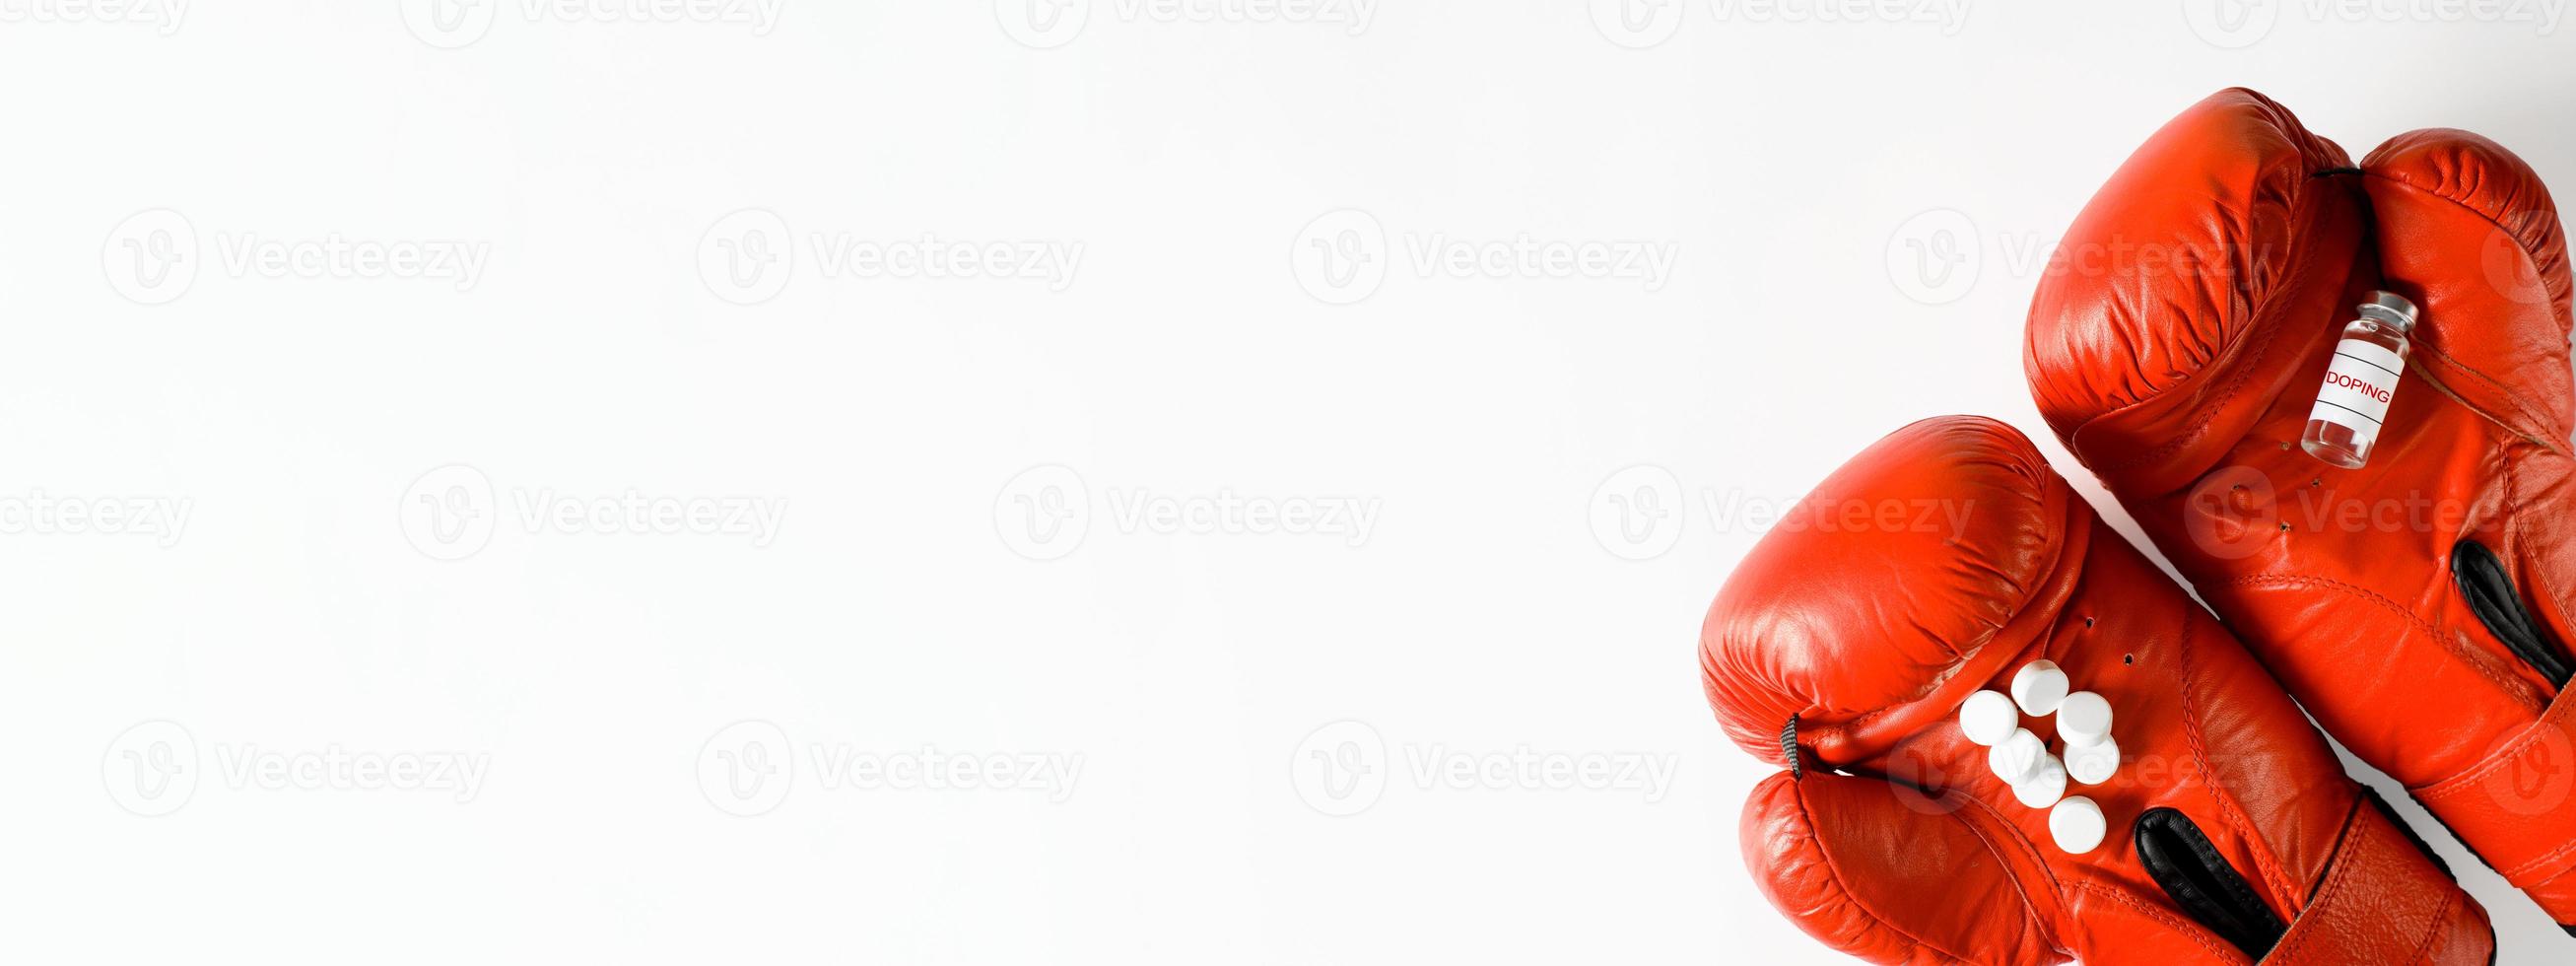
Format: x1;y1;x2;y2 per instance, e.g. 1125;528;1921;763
5;0;2575;962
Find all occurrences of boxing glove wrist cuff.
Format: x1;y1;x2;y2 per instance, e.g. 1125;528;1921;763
2412;686;2576;893
2266;793;2494;965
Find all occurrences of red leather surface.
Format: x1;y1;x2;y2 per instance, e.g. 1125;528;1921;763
1704;416;2490;964
1740;772;2061;965
2265;796;2492;966
2026;87;2576;925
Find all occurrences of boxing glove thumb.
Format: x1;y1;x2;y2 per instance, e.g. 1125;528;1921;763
1742;769;2060;965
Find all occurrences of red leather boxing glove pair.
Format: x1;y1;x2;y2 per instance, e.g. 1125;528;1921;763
2026;89;2576;936
1706;88;2576;963
1705;416;2491;965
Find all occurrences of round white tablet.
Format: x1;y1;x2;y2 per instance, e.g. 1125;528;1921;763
2051;795;2107;854
2058;691;2113;746
2066;733;2121;786
2012;660;2070;717
2011;754;2068;809
1988;727;2047;784
1960;690;2019;746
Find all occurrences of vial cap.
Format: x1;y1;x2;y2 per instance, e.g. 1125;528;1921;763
2359;291;2418;332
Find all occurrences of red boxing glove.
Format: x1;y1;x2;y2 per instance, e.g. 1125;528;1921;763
2027;87;2576;931
1702;416;2490;964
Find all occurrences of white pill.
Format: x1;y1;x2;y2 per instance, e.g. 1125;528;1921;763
2012;755;2067;809
2066;734;2121;786
2058;691;2114;746
1988;727;2047;784
2051;795;2107;854
1960;690;2019;746
2012;660;2070;717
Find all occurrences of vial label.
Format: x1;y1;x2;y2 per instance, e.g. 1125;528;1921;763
2308;338;2404;440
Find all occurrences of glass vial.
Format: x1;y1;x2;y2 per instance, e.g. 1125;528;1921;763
2301;291;2418;469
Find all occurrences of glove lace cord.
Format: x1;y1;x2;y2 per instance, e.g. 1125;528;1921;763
1779;716;1803;780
